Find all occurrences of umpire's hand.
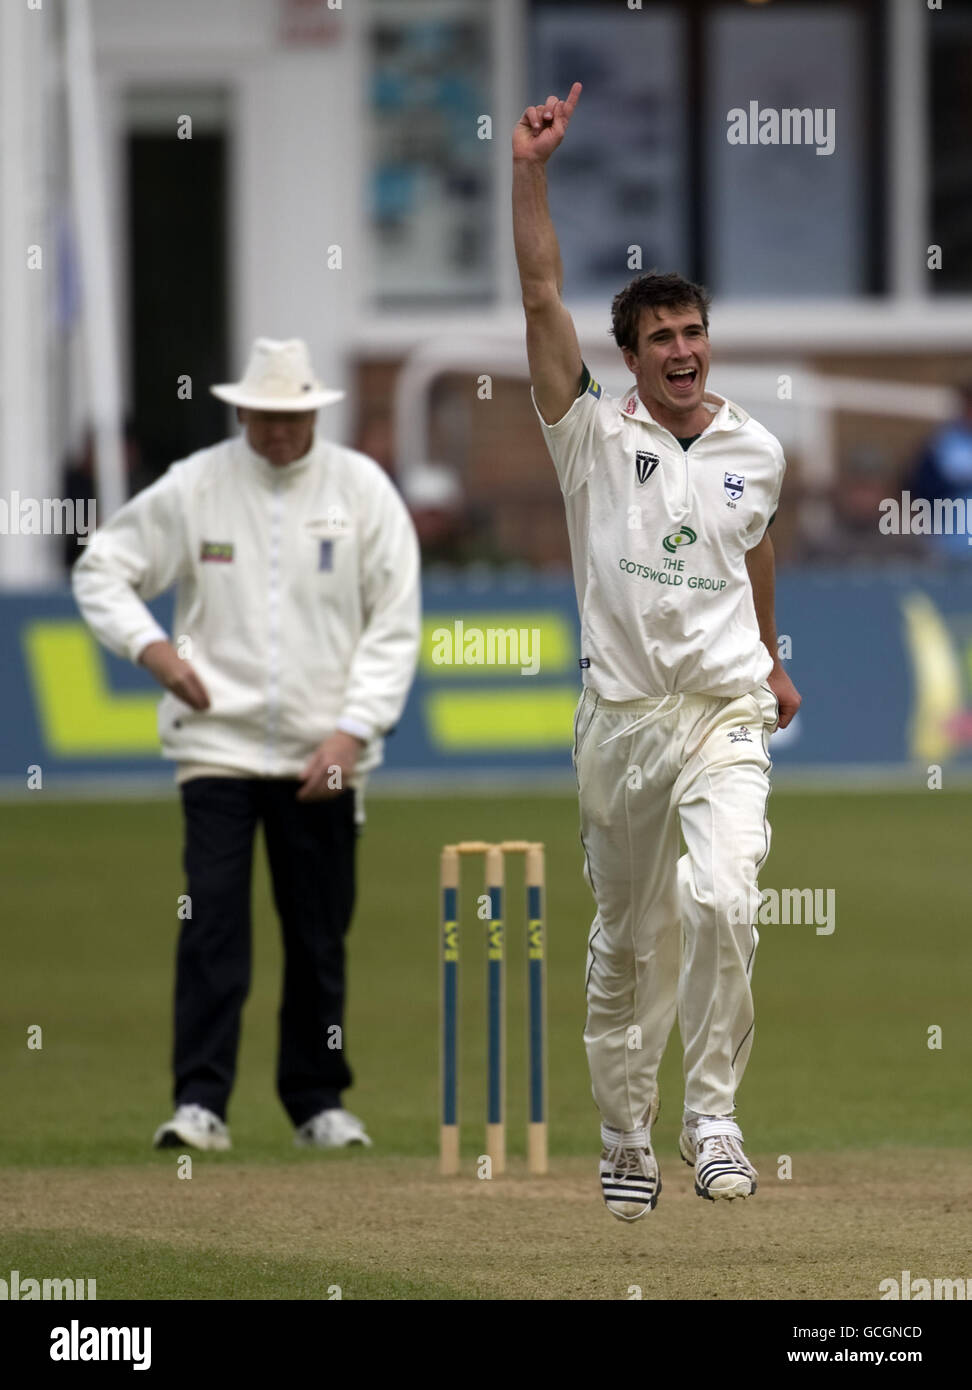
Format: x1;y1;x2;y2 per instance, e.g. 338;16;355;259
139;639;211;710
298;731;365;802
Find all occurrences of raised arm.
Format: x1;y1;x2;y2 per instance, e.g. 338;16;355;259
512;82;584;426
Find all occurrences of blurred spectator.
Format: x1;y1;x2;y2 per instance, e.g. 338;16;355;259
61;433;96;571
839;447;915;562
402;460;512;569
906;383;972;561
401;461;464;558
62;420;148;571
800;447;911;564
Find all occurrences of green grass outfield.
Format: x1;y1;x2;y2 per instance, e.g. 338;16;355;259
1;790;969;1299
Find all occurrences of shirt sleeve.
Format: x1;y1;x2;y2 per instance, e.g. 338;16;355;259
531;363;607;497
746;442;786;547
337;469;422;741
71;467;191;662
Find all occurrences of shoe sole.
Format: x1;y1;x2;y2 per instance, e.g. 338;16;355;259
694;1177;757;1201
153;1128;231;1153
294;1136;371;1149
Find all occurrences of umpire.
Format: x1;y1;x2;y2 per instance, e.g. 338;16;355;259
72;338;421;1152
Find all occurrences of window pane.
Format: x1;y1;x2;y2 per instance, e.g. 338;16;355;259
705;6;867;296
531;5;687;298
369;1;492;305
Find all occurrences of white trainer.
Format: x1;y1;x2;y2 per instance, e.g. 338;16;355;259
681;1115;757;1200
294;1108;373;1149
153;1103;231;1152
598;1092;661;1222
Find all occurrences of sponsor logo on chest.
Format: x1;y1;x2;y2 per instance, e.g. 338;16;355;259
662;525;697;554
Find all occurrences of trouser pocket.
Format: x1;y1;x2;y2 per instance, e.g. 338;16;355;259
755;681;779;732
572;689;599;766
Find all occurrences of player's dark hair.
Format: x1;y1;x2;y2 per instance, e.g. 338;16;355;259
610;271;712;352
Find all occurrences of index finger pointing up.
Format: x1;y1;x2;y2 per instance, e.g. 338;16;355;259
563;81;583;117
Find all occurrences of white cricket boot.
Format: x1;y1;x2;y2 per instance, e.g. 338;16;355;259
681;1115;757;1200
294;1108;373;1149
598;1092;661;1222
153;1103;231;1152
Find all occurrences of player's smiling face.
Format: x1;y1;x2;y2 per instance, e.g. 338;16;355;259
622;305;711;426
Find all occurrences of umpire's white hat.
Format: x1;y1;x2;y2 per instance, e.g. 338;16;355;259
210;337;345;411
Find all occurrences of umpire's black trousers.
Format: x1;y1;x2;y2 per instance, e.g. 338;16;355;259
174;777;357;1126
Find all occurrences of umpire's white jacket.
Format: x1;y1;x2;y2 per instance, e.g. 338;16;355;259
72;434;421;783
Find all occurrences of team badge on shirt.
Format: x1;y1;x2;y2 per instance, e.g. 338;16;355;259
200;541;234;563
724;473;746;501
635;451;660;485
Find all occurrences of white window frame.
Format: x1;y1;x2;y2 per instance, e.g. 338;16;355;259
353;0;972;359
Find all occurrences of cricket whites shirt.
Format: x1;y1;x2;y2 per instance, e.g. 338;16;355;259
72;435;421;781
532;369;786;700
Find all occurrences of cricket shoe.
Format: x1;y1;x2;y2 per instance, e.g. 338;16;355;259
153;1103;231;1152
680;1116;757;1201
294;1108;373;1149
599;1092;661;1222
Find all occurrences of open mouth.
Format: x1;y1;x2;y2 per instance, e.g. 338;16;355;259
666;367;697;392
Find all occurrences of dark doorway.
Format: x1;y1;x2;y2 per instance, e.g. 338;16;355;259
126;97;229;488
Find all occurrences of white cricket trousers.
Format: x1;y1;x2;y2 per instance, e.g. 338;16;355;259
573;682;779;1129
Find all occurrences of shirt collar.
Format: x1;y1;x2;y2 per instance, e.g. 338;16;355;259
617;387;749;434
234;433;322;483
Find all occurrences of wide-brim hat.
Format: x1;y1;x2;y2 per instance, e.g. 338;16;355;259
210;337;345;411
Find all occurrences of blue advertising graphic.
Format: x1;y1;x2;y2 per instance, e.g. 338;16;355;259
3;570;972;788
